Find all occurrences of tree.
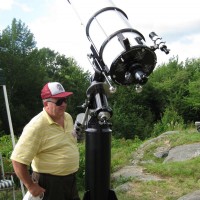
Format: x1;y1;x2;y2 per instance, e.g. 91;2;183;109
0;18;36;55
0;19;41;134
0;19;90;135
182;58;200;121
110;85;156;139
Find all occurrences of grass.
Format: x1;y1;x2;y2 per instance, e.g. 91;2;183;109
0;189;23;200
111;137;142;172
1;128;200;199
112;129;200;200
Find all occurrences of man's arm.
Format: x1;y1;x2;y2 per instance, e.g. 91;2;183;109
12;160;45;197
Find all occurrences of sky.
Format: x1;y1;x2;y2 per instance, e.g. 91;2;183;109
0;0;200;72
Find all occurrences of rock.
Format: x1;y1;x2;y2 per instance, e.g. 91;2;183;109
115;182;133;192
112;165;162;182
113;131;200;199
177;190;200;200
132;131;178;163
154;146;170;158
164;143;200;163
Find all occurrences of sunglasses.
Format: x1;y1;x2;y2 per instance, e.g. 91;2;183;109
47;98;67;106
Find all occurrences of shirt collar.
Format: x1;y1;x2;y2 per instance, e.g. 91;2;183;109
43;108;55;125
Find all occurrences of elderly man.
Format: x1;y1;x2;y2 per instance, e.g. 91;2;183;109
11;82;80;200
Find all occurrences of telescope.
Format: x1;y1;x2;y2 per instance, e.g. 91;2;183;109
67;0;169;199
68;0;169;90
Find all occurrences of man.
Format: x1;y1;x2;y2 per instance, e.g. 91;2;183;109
11;82;80;200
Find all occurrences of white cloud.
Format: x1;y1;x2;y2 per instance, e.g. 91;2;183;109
0;0;14;10
29;0;90;69
14;2;31;12
0;0;31;12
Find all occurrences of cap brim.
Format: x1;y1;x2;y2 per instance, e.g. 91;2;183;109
51;92;73;98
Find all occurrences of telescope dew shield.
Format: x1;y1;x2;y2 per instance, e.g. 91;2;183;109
86;6;157;85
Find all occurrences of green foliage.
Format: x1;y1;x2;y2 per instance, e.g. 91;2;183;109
0;135;13;157
166;129;200;147
143;131;200;190
112;175;133;189
140;131;200;178
0;19;90;135
2;130;200;199
0;135;14;172
0;18;36;55
146;157;200;178
118;130;200;200
0;19;45;134
110;57;200;139
1;18;200;141
76;142;85;191
111;86;155;139
152;108;184;137
151;58;200;122
111;137;142;172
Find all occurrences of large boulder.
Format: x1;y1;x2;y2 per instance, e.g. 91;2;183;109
164;143;200;163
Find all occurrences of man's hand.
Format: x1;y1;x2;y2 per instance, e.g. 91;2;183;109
27;181;45;197
12;160;45;197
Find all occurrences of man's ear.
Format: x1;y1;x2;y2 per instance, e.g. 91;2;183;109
43;101;48;107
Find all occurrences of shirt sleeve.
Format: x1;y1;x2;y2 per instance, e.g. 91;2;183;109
10;125;42;166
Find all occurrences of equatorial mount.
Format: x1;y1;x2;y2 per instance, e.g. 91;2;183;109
67;1;170;199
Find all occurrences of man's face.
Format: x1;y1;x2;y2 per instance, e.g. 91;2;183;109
44;97;67;118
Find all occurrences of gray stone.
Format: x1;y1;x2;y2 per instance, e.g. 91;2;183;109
115;182;133;192
177;190;200;200
164;143;200;163
154;146;170;158
112;165;162;182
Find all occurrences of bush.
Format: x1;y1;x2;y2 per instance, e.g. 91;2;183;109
152;108;184;137
0;135;14;172
76;142;85;191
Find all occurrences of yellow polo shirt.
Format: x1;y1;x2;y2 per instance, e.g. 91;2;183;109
11;109;79;176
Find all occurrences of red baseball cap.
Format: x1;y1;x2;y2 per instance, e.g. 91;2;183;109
41;82;73;99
